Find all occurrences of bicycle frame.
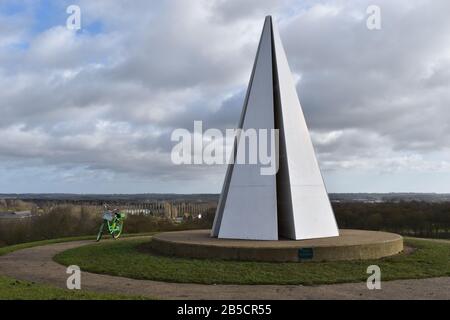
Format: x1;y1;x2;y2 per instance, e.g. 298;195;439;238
107;216;123;234
96;212;125;241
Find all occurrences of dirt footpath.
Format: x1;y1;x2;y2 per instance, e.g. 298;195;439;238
0;238;449;300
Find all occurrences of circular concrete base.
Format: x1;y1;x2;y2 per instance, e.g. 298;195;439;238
150;229;404;262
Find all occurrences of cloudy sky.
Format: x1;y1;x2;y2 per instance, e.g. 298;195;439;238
1;0;450;194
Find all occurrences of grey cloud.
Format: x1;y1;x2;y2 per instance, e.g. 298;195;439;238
1;0;450;192
279;0;450;157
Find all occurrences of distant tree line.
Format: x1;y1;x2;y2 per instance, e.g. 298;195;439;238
333;201;450;238
0;205;215;247
199;202;450;239
1;201;448;247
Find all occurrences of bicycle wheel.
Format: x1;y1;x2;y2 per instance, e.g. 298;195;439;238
96;222;105;242
111;221;123;239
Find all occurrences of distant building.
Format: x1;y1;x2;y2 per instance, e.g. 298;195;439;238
164;202;178;219
0;210;32;219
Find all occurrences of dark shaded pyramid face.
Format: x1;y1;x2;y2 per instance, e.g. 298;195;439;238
212;16;339;241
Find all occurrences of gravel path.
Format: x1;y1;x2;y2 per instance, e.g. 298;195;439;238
0;238;449;300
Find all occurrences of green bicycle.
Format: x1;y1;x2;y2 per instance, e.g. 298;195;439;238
96;209;126;242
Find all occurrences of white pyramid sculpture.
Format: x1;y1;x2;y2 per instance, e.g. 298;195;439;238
211;16;339;240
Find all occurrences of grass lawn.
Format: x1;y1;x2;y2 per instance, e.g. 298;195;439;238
0;276;144;300
54;238;450;285
0;232;155;256
0;234;153;300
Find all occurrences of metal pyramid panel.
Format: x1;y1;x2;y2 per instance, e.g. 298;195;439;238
212;17;278;240
272;20;339;240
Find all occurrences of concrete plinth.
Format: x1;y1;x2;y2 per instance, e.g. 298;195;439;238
149;229;404;262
